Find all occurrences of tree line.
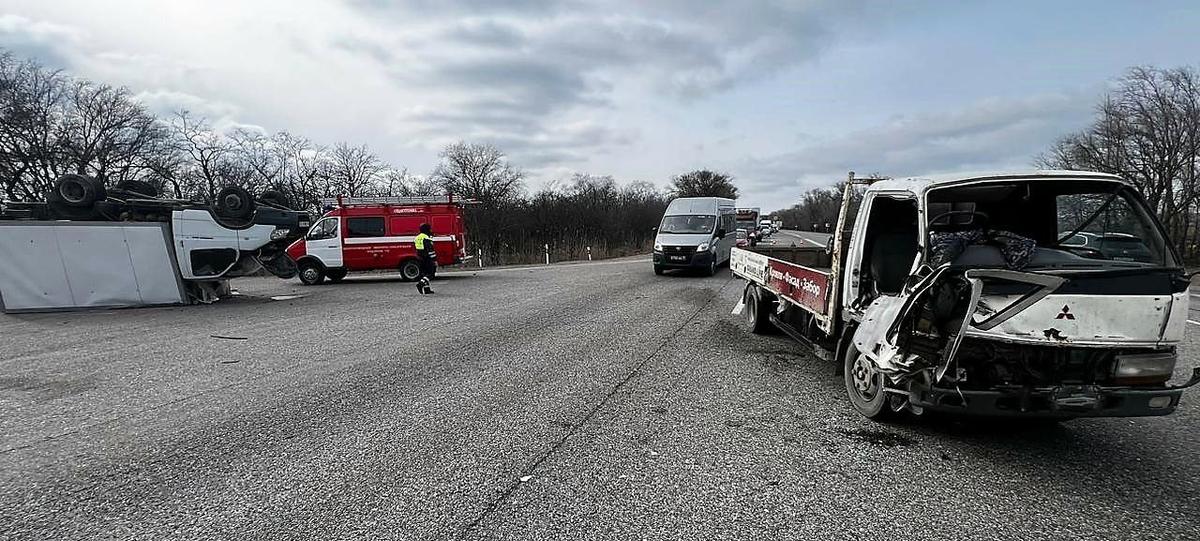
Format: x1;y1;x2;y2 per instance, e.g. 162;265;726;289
0;50;702;265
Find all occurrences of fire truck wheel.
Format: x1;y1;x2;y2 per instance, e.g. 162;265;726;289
55;174;101;208
399;260;421;282
214;186;256;220
298;262;325;285
326;269;347;283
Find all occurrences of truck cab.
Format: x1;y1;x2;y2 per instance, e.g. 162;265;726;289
286;196;470;285
732;171;1199;421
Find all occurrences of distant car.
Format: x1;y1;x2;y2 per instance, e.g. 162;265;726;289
736;229;750;247
1060;231;1155;263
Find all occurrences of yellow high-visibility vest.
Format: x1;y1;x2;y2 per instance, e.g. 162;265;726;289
415;232;431;250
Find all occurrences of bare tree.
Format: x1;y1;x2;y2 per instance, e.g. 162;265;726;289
167;110;233;200
1039;66;1200;256
430;141;524;204
0;52;69;200
327;142;387;197
669;169;738;199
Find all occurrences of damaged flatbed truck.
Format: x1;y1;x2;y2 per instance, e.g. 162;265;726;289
730;170;1200;421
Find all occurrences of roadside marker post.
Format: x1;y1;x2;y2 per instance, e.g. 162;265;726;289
587;246;592;261
544;244;550;265
477;248;483;268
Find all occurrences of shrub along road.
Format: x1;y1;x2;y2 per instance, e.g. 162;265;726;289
1;257;1198;540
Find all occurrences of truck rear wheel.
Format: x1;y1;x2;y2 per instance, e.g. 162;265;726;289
326;269;347;283
400;260;421;282
743;285;776;334
298;262;325;285
843;344;895;420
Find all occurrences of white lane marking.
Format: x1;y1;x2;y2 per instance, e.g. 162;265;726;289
1189;320;1200;327
804;237;825;247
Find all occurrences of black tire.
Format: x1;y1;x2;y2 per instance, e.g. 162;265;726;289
214;186;256;220
298;261;325;285
743;285;776;334
706;258;717;276
654;265;664;275
843;343;895;420
400;259;421;282
259;189;292;209
55;174;100;208
326;268;347;283
115;179;158;198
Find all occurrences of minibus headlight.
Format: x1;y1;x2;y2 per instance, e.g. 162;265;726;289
654;242;663;251
270;228;292;240
696;243;709;252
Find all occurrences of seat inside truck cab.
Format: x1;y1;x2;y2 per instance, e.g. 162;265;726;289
860;197;919;296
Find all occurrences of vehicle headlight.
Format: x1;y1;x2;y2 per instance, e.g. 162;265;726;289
271;228;291;240
654;242;663;251
1113;351;1176;384
696;243;709;252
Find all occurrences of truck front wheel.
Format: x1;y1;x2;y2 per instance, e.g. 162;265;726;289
843;345;895;420
298;262;325;285
326;268;347;283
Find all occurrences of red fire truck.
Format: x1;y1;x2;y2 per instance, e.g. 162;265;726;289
286;195;471;285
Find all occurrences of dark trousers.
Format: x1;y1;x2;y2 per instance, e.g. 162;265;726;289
417;257;436;282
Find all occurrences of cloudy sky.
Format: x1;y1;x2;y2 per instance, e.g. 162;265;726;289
2;0;1198;210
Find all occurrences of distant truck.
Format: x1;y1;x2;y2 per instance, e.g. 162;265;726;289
731;171;1200;421
735;207;761;243
652;197;736;276
286;195;470;285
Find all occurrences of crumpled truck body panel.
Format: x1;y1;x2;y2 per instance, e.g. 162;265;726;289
966;292;1185;347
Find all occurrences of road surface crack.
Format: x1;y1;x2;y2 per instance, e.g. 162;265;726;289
454;276;733;539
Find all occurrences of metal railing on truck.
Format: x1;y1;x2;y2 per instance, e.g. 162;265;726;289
319;195;480;207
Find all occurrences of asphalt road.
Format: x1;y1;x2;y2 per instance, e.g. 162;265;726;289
760;229;831;250
2;256;1200;540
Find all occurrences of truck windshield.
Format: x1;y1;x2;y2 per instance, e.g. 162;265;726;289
926;179;1176;269
660;215;716;234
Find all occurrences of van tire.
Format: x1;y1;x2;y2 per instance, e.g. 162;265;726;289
843;343;895;421
298;262;325;285
706;258;717;276
743;285;776;334
400;259;421;282
327;269;347;283
55;174;101;208
214;186;256;220
654;265;664;275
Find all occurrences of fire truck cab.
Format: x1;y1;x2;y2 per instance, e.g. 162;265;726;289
286;195;470;285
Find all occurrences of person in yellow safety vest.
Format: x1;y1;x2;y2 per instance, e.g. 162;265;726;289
414;223;436;294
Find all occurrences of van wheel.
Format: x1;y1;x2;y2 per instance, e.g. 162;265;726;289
326;269;347;283
400;260;421;282
55;174;101;208
214;186;256;220
298;262;325;285
706;258;717;276
743;285;776;334
654;265;664;275
844;345;895;420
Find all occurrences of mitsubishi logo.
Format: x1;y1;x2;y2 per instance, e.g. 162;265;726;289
1055;305;1075;320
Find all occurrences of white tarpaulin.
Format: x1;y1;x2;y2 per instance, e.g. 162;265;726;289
0;221;186;313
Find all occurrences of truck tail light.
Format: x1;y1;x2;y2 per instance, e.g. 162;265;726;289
1113;351;1176;385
